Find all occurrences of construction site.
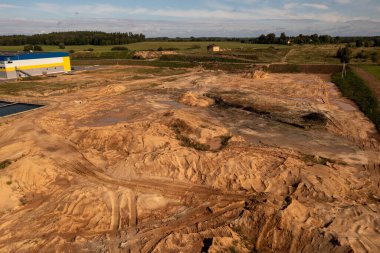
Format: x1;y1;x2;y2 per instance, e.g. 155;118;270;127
0;64;379;252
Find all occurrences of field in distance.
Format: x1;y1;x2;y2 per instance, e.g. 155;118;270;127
1;41;380;64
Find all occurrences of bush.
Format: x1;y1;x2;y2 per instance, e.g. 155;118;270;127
157;47;179;51
86;48;94;51
336;45;352;63
160;54;249;63
332;70;380;132
58;43;65;49
23;44;43;51
111;46;128;51
69;49;75;53
355;50;368;59
189;44;201;50
371;53;378;63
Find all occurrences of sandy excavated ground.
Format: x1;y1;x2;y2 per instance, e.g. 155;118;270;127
0;66;379;253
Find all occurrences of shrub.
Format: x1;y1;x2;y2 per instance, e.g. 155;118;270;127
111;46;128;51
160;54;248;63
170;119;210;151
58;42;65;49
176;135;210;151
332;70;380;132
220;135;232;148
336;45;352;63
190;44;201;49
86;48;94;51
355;50;368;59
157;47;179;51
23;44;43;51
371;53;378;63
69;49;75;53
356;40;363;47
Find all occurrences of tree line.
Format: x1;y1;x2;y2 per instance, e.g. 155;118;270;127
0;31;146;46
241;33;380;46
148;33;380;46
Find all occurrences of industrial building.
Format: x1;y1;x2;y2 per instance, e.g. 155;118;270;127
0;52;71;79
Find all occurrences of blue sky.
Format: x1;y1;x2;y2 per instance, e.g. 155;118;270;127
0;0;379;36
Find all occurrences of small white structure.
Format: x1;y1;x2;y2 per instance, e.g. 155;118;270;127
207;44;220;52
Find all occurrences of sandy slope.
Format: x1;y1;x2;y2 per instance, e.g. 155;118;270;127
0;67;379;253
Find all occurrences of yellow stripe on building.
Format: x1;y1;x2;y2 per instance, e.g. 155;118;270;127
2;62;65;72
63;57;71;71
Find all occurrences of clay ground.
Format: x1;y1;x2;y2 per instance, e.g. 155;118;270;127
0;66;379;253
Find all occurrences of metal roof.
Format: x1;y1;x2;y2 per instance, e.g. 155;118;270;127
0;52;69;61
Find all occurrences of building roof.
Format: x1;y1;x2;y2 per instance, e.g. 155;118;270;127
0;52;69;61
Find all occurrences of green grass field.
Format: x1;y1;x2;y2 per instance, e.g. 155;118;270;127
1;41;379;65
287;45;341;64
0;41;287;54
359;65;380;81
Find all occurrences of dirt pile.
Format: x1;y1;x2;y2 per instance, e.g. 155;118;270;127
134;50;178;59
0;67;379;252
179;91;215;107
252;69;269;79
243;69;269;79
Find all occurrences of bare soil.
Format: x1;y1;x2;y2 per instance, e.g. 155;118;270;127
0;66;379;253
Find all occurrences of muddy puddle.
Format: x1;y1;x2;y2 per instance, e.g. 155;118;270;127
76;92;188;127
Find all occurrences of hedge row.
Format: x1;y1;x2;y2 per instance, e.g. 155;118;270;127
331;70;380;132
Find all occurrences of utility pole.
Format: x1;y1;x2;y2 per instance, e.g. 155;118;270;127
342;62;346;78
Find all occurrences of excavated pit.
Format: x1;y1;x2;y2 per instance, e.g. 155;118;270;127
0;67;379;253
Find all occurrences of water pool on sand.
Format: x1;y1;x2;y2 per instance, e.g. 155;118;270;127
0;102;43;117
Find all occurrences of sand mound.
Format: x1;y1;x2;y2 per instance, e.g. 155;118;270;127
252;70;269;79
179;92;215;107
134;50;178;59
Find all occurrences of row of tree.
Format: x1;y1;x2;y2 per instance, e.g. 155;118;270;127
149;34;380;46
0;31;146;46
242;33;380;46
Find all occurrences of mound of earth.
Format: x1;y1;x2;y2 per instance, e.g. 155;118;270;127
134;50;178;59
179;91;215;107
252;70;269;79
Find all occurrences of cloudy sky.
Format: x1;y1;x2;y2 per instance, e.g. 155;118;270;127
0;0;379;36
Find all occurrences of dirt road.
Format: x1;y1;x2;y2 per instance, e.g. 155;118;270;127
352;66;380;102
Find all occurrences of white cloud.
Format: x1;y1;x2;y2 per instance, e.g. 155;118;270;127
0;4;19;8
32;2;345;22
35;3;60;12
1;18;379;37
284;3;298;10
335;0;351;4
302;3;329;10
